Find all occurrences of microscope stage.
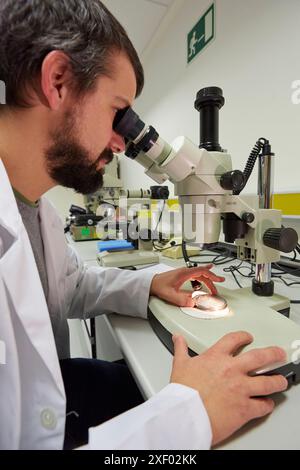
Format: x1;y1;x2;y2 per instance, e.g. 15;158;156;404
148;287;300;384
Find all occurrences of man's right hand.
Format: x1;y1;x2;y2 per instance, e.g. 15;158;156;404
170;331;288;446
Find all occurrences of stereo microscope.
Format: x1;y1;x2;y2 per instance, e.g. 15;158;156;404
113;87;300;383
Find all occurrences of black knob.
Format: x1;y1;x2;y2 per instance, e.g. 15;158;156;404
220;170;245;192
69;205;86;215
242;212;255;224
263;227;298;253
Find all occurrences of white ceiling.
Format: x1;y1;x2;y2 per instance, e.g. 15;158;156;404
102;0;175;54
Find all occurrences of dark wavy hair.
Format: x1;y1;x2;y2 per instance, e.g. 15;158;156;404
0;0;144;107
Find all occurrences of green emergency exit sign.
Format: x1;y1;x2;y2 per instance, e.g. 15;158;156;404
187;3;215;64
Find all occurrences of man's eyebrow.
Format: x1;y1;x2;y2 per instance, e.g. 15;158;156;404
115;96;131;107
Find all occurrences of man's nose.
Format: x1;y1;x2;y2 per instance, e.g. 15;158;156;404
109;132;125;154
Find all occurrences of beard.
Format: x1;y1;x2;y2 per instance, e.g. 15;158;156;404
45;112;114;195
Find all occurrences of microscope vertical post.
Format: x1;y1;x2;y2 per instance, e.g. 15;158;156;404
253;143;275;295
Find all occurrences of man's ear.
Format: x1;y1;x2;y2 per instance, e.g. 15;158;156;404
40;51;73;110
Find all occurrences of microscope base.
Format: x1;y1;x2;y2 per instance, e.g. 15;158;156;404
148;286;300;385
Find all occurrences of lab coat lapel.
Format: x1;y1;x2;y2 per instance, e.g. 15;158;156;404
0;162;64;396
1;235;65;395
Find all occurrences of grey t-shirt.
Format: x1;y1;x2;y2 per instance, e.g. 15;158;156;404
15;191;49;301
15;190;71;359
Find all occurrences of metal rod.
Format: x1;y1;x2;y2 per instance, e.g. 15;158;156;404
255;263;272;284
255;151;275;284
258;153;274;209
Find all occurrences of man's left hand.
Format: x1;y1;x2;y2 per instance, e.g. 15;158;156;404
150;264;225;307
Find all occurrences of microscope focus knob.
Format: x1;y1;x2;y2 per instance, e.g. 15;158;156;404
241;212;255;224
263;227;298;253
220;170;245;192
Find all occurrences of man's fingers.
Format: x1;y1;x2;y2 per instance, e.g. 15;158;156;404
173;266;225;288
195;271;225;283
182;264;214;273
201;264;214;270
248;375;288;397
248;397;275;419
195;276;218;295
157;286;193;307
178;291;194;307
238;347;287;373
172;335;189;363
212;331;254;355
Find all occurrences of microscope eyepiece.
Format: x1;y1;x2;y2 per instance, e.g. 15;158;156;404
113;107;145;142
113;107;160;160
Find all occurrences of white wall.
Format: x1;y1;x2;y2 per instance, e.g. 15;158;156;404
121;0;300;199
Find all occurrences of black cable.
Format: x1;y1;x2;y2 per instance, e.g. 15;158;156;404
223;261;255;288
152;200;166;251
212;253;237;266
233;138;268;195
181;242;234;267
273;263;300;276
291;250;297;261
226;268;243;288
182;240;191;266
270;257;300;303
271;275;300;288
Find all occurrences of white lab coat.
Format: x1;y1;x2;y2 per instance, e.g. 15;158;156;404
0;159;212;450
